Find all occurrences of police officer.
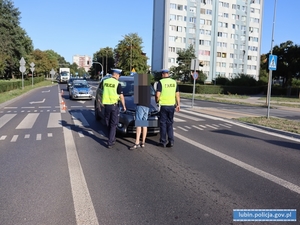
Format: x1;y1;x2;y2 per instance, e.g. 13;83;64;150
102;68;126;148
155;69;180;147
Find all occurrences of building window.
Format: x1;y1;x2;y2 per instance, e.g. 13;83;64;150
170;14;176;20
190;6;196;13
222;53;227;58
177;15;183;21
178;4;183;10
206;20;212;25
205;30;211;35
169;47;176;52
170;3;176;9
206;9;212;15
189;28;195;34
189;17;196;23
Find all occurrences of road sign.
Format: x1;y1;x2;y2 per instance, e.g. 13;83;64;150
193;72;198;80
268;54;277;71
19;57;26;66
131;68;136;73
19;66;26;73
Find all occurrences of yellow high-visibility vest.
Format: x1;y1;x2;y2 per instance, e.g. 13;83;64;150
159;78;177;106
102;78;119;104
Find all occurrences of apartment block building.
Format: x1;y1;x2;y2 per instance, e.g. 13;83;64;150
72;55;92;72
152;0;264;82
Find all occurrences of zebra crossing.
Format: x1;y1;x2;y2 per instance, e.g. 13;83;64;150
0;108;234;143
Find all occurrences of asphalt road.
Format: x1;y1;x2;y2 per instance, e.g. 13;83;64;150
0;82;299;224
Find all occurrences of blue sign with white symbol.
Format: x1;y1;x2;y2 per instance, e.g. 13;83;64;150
268;55;277;71
193;72;198;80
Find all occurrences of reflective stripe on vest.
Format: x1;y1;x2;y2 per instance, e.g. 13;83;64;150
102;78;119;104
159;78;176;105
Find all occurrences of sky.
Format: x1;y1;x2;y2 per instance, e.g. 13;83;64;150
13;0;300;65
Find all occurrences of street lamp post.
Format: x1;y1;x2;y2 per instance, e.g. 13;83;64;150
92;62;104;80
266;0;277;119
123;35;137;72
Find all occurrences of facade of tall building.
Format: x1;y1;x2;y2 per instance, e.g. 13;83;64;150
152;0;264;82
72;55;92;72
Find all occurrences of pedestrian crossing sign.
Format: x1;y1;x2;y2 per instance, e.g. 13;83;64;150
268;54;277;71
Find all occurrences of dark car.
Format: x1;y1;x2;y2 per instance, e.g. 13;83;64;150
94;76;160;135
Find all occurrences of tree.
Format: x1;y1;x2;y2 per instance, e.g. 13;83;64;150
114;33;148;75
0;0;33;78
170;45;195;83
267;41;300;86
92;47;114;76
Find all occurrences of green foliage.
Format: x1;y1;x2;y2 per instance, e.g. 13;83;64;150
215;76;230;85
114;33;148;75
0;0;33;78
230;73;257;87
91;47;114;77
291;78;300;87
170;45;195;82
262;41;300;87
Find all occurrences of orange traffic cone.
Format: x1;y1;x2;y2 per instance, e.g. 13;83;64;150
62;103;67;111
61;99;64;105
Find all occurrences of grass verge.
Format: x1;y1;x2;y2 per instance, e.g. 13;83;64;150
236;117;300;134
0;80;56;104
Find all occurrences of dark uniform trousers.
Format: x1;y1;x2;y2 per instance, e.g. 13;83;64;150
159;105;175;145
104;104;119;146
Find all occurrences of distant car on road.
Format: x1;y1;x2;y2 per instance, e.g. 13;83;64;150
66;77;79;91
69;79;93;100
94;75;160;135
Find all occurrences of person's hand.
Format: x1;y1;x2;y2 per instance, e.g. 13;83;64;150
175;105;180;112
123;106;126;112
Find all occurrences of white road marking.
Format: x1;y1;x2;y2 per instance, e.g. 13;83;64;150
174;117;185;122
192;125;203;130
71;112;89;127
175;112;205;121
177;126;188;131
78;131;84;137
24;134;30;138
16;113;39;129
36;134;41;140
206;124;218;129
11;135;18;142
212;124;220;127
47;113;62;128
199;125;206;128
29;98;45;104
48;133;53;137
0;114;16;128
0;135;7;140
184;126;192;129
175;132;300;195
63;126;99;225
219;124;232;128
4;107;17;109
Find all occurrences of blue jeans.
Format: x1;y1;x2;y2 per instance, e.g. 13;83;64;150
135;105;149;127
159;106;175;145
